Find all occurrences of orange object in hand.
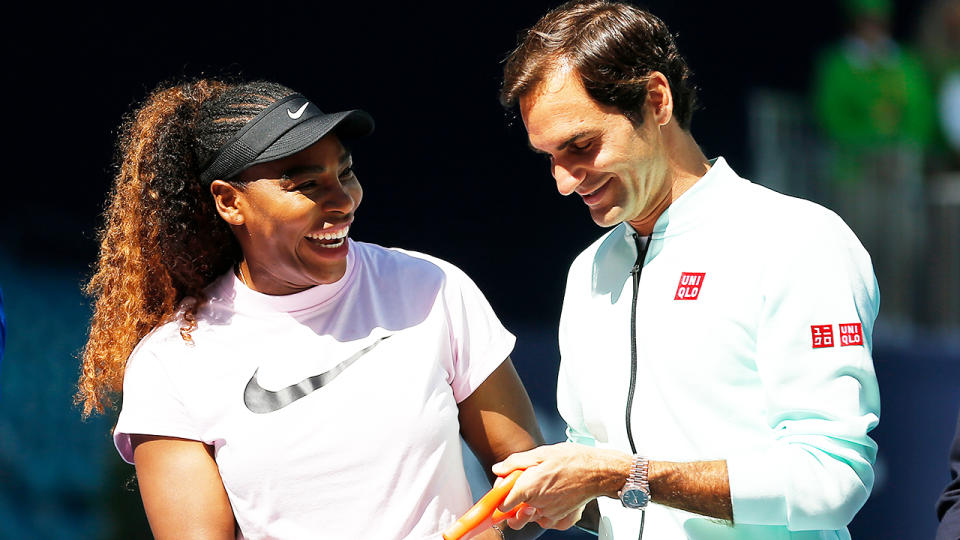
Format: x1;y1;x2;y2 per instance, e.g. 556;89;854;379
491;502;529;523
442;469;525;540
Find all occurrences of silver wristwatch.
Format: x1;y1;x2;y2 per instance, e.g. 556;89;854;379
618;455;650;509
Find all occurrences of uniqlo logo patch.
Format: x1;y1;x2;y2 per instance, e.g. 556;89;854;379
811;325;834;348
674;272;706;300
839;323;864;347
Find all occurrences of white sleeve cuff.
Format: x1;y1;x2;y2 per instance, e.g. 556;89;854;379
727;450;788;526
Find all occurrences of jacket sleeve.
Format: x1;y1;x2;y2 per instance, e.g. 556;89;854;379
936;410;960;540
725;209;881;530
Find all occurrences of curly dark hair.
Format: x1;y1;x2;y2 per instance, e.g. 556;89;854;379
501;0;699;130
77;78;296;416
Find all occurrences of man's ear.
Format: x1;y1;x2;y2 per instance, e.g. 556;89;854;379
210;180;245;226
646;71;674;127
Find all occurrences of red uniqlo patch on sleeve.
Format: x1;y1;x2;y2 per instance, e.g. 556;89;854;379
674;272;706;300
811;325;834;348
838;323;864;347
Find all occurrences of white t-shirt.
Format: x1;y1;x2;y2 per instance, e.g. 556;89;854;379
114;240;515;540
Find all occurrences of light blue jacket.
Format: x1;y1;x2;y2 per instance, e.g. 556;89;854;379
558;158;880;539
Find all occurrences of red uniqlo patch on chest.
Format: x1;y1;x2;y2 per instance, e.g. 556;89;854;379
674;272;706;300
838;323;864;347
811;325;834;348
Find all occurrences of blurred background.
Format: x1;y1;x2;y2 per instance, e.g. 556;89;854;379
1;0;957;538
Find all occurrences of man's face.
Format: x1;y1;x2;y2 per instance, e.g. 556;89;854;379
520;65;670;230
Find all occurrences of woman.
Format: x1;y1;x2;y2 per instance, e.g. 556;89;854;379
77;79;543;539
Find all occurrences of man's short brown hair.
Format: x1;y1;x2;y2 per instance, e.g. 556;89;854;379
501;0;698;130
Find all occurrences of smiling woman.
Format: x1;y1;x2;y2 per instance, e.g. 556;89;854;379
214;136;362;293
76;79;544;540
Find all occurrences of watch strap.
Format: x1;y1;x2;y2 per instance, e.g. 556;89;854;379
618;455;650;508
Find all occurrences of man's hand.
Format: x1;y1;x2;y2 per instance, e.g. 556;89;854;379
491;443;632;530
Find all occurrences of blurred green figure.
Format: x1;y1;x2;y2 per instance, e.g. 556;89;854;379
813;0;937;329
815;0;935;151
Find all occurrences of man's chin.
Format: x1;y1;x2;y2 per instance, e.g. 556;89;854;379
588;208;624;228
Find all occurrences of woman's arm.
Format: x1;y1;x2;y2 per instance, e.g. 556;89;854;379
130;434;236;540
457;357;547;539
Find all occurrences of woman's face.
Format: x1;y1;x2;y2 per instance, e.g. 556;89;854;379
219;134;362;295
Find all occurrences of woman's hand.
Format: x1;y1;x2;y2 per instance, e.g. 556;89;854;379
462;525;508;540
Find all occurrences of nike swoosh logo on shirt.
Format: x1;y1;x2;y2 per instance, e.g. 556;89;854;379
286;102;310;119
243;335;391;414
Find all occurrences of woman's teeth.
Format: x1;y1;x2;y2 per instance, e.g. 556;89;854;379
317;238;345;248
306;227;349;248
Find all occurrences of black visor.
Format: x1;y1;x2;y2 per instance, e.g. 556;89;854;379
199;94;374;183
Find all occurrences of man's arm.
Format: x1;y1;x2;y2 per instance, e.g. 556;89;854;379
492;443;732;529
648;459;732;520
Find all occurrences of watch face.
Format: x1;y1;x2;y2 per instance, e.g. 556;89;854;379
621;488;649;509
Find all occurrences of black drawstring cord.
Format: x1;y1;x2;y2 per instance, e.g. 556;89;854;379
626;231;650;540
625;232;648;453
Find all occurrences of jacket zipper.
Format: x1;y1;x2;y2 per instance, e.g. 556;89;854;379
626;232;650;540
625;232;650;454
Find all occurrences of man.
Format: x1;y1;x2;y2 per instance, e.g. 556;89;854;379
491;2;881;539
